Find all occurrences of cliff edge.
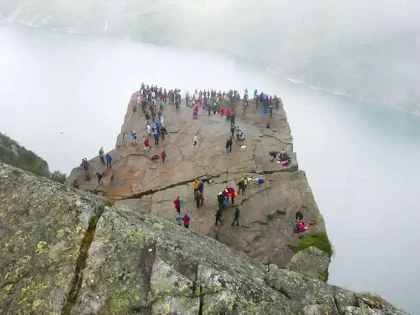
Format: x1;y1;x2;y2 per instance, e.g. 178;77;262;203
68;91;329;280
0;164;407;314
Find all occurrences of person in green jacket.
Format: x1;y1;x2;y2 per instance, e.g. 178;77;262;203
99;147;105;164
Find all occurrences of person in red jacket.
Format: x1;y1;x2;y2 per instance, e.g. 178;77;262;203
220;107;224;116
174;196;181;213
160;149;166;164
225;108;231;121
144;138;150;151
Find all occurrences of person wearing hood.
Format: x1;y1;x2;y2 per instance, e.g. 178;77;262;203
183;214;190;228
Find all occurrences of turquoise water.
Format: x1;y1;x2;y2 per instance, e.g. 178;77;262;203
1;25;419;313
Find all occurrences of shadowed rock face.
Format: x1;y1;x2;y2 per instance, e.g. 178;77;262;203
0;164;406;315
67;92;327;276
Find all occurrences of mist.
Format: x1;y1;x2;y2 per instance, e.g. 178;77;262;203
1;0;420;112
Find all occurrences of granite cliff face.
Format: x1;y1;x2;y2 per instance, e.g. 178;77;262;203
68;93;330;280
0;164;407;314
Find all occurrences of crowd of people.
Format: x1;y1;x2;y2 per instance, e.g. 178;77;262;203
73;83;301;232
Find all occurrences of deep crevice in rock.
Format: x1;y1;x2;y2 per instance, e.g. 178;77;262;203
61;204;105;315
333;294;342;315
198;285;204;315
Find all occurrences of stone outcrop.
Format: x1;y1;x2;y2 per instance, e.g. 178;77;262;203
68;92;329;278
0;164;407;314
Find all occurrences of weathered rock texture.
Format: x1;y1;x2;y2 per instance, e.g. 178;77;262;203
0;164;407;314
68;93;326;276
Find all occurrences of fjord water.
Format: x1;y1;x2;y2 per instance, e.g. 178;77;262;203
1;25;419;314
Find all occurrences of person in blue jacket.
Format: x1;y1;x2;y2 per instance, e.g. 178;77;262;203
154;130;160;145
106;154;112;168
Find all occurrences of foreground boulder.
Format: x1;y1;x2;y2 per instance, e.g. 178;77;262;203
0;164;406;314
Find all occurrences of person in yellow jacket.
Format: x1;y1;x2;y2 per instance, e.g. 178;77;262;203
193;179;200;194
238;177;248;194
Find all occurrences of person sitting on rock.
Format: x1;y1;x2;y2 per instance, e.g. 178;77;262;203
192;134;198;147
96;172;104;185
298;221;308;232
176;213;183;226
72;179;80;189
183;214;190;228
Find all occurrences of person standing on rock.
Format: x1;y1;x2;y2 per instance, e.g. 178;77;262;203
231;207;240;226
160;125;167;140
160;149;166;164
174;196;181;213
198;180;204;194
226;108;231;121
144;138;150;151
192;134;198;147
238;177;247;194
183;214;190;228
193;179;200;195
154;130;160;146
194;190;202;208
226;139;231;154
217;192;224;210
230;125;236;137
106;154;112;168
99;147;105;164
215;208;223;225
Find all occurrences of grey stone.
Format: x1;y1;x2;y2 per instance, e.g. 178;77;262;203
286;246;330;281
0;164;407;314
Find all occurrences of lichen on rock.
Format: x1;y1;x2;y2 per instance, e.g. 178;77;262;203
0;164;407;314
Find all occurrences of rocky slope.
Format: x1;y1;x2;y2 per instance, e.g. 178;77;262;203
68;93;329;279
0;164;407;314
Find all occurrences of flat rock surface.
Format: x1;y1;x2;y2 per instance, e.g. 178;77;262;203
0;164;406;315
68;93;323;268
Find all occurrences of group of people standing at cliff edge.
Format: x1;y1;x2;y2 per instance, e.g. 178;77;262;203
75;82;284;230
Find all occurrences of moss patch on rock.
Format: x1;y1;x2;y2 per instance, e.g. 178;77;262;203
293;232;333;257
